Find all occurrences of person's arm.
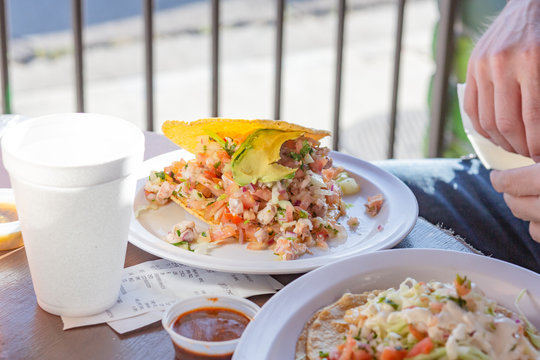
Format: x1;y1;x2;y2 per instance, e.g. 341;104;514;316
465;0;540;243
464;0;540;161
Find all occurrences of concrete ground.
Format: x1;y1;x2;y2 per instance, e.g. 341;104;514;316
5;0;437;160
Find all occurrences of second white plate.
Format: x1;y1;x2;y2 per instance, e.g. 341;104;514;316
128;150;418;274
234;249;540;359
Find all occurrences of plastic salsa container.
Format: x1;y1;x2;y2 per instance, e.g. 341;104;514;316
162;295;260;360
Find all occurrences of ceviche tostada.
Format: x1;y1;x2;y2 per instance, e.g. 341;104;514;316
142;118;377;261
296;275;540;360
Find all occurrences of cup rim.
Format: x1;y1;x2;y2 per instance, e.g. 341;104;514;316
1;113;144;169
1;113;145;187
162;294;261;347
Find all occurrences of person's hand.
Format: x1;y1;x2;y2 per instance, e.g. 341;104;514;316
491;164;540;242
464;0;540;162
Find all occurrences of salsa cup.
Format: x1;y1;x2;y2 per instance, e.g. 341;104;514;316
162;295;260;360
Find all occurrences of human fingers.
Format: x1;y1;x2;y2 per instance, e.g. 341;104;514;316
494;79;528;156
520;64;540;162
490;164;540;196
476;73;515;152
529;222;540;243
503;193;540;222
464;74;490;139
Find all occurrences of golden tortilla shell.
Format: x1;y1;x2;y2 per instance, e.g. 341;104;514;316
162;118;331;154
295;310;322;360
302;291;379;360
170;195;219;226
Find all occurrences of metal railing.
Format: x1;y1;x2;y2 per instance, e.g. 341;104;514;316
0;0;457;157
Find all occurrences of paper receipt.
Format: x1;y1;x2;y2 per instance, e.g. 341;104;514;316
62;259;283;331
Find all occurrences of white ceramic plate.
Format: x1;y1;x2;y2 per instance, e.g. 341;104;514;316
233;249;540;359
129;150;418;274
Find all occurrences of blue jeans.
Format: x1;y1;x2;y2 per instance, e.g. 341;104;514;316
377;158;540;273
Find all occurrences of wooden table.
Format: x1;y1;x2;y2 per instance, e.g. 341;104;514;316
0;132;478;360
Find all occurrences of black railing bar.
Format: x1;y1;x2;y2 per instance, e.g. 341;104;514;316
387;0;406;159
0;0;10;114
428;0;457;157
332;0;346;151
211;0;219;117
72;0;84;112
144;0;154;131
274;0;285;120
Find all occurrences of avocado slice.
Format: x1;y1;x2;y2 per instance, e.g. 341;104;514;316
231;129;304;185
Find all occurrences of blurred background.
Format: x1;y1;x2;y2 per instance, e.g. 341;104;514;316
0;0;506;160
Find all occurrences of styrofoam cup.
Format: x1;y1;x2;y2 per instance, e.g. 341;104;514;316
1;113;145;317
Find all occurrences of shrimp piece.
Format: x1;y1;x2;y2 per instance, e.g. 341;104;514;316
257;204;277;225
242;209;256;222
347;217;359;228
311;198;328;217
365;193;384;217
144;182;161;194
293;218;313;239
228;198;244;216
209;224;237;243
156;181;176;205
165;221;198;244
273;236;308;260
253;227;269;243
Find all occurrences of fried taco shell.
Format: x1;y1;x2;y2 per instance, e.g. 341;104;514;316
169;194;219;226
299;291;380;360
162;118;330;153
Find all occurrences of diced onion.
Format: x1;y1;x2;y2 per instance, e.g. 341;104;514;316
313;189;334;196
309;172;326;188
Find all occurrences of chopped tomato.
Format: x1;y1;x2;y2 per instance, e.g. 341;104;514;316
380;348;407;360
309;157;326;173
338;334;356;360
408;324;427;341
203;169;217;179
352;349;372;360
223;212;243;224
406;337;433;358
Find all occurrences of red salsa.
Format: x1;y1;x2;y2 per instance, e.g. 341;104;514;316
172;307;250;342
170;307;251;360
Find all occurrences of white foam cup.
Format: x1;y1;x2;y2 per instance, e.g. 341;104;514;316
1;113;145;317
